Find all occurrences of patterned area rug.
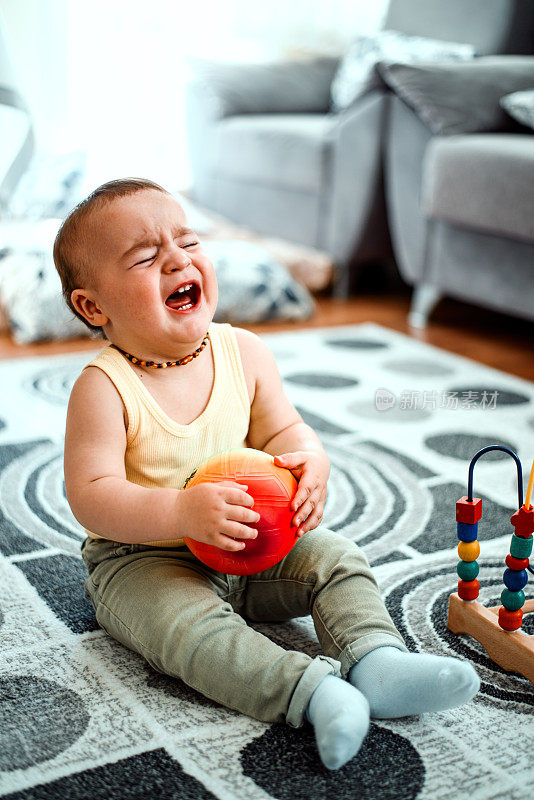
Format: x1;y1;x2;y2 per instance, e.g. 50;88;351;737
1;322;533;800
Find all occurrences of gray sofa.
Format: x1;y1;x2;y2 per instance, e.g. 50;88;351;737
186;0;534;298
382;58;534;326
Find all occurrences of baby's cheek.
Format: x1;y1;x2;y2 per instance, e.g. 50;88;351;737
134;284;161;315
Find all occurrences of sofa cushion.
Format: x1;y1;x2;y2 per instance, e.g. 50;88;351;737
214;114;336;193
330;29;474;112
422;134;534;243
378;57;534;134
190;57;339;117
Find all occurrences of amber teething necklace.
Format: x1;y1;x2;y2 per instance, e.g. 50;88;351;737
112;331;210;369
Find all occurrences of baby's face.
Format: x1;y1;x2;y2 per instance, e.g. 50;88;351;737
77;189;218;358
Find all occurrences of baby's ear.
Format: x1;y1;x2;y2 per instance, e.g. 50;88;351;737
71;288;109;327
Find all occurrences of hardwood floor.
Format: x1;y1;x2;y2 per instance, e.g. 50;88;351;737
0;287;533;381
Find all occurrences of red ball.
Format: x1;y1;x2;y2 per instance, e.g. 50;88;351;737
183;448;298;575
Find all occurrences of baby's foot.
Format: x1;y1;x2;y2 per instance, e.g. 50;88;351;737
305;674;370;770
348;646;480;719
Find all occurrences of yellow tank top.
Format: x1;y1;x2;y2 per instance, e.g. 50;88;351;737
82;322;251;547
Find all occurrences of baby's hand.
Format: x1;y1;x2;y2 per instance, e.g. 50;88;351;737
177;481;260;551
273;451;330;537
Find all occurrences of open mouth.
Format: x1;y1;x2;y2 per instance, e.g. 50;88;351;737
165;281;201;313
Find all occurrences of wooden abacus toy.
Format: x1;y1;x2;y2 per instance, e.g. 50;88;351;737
447;445;534;683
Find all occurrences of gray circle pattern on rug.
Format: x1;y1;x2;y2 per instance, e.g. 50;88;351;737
267;348;295;360
0;747;219;799
424;433;517;461
295;405;352;436
324;338;389;350
285;373;358;389
240;722;425;799
381;358;455;377
445;386;530;406
0;676;90;770
348;398;432;422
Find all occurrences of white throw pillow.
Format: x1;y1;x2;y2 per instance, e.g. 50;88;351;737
0;218;89;343
204;240;315;324
0;247;89;344
500;88;534;130
330;29;475;112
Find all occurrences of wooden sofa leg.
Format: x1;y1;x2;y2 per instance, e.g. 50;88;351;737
408;283;443;328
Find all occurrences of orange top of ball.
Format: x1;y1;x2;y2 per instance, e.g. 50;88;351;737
184;447;297;500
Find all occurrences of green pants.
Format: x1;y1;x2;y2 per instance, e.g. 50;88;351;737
81;526;407;728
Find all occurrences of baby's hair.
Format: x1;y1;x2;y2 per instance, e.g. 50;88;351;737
53;177;169;338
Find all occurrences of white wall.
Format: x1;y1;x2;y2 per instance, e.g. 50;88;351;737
0;0;389;189
1;0;69;153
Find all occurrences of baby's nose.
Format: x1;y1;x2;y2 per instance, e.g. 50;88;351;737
164;249;192;270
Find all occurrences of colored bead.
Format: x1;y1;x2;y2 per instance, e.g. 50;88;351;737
506;554;530;571
500;588;525;611
510;534;533;560
458;579;479;601
511;506;534;537
456;497;482;524
503;568;528;592
498;607;523;631
457;560;479;581
457;521;478;542
458;540;480;561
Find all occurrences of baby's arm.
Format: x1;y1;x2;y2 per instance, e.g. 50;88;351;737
64;367;259;547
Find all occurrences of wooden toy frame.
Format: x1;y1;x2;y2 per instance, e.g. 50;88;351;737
447;594;534;683
447;445;534;684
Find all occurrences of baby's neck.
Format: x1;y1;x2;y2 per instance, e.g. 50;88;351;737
110;331;210;371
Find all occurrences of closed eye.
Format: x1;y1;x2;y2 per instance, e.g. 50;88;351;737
131;241;198;267
132;253;157;266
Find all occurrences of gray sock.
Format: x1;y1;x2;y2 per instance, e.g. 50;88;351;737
305;674;370;770
348;646;480;719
